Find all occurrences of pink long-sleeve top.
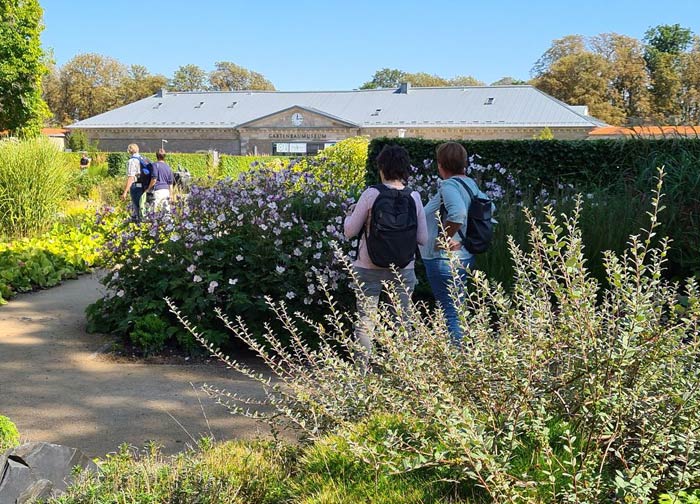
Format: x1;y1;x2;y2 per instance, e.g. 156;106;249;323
344;184;428;269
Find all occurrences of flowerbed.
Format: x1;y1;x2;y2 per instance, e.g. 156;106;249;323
87;168;356;354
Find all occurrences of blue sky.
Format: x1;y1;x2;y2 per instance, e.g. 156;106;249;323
41;0;700;91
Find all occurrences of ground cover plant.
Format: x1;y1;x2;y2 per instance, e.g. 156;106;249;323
0;209;119;304
168;169;700;503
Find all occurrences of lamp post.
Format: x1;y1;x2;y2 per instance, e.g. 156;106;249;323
161;139;168;150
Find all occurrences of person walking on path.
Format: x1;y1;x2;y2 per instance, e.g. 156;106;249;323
344;145;428;359
419;142;492;344
145;148;175;213
121;143;145;222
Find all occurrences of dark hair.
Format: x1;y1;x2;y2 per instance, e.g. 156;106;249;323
376;144;410;181
436;142;467;175
156;148;166;161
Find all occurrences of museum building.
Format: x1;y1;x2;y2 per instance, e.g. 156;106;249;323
68;84;606;154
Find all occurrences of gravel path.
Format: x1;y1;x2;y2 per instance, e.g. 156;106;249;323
0;273;272;457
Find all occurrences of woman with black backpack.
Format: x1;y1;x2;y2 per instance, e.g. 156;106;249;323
344;145;428;360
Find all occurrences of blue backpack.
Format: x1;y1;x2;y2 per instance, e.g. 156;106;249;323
134;155;153;187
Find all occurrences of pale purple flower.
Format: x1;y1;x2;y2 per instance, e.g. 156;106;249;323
208;281;219;294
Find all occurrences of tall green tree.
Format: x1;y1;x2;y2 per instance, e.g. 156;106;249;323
209;61;275;91
118;64;168;104
360;68;407;89
169;64;208;91
45;53;127;124
360;68;483;89
644;24;693;122
591;33;651;124
0;0;49;137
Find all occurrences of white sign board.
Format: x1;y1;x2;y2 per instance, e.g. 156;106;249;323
289;143;307;153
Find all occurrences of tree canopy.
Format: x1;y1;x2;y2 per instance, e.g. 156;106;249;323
209;61;275;91
0;0;49;137
360;68;483;89
532;25;700;125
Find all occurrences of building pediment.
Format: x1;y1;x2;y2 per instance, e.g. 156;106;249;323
236;105;359;129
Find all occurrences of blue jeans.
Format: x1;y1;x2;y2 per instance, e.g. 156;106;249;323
129;184;143;222
423;256;476;344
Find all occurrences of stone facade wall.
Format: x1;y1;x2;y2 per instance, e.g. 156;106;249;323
83;128;241;154
360;127;592;141
80;125;593;153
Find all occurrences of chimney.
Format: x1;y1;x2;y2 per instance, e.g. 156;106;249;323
397;82;411;94
156;88;167;98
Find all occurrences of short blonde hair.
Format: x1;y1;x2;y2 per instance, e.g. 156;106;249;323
127;143;139;155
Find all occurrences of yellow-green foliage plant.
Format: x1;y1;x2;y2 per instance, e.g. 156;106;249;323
51;440;295;504
295;136;369;192
172;168;700;503
0;415;20;451
0;137;72;237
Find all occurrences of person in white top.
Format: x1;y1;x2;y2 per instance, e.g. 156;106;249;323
121;143;144;222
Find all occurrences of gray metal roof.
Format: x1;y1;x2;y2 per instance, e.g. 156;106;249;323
68;85;606;129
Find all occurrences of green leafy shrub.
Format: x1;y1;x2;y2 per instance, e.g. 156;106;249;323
129;313;170;356
174;169;700;503
0;137;73;237
106;152;128;177
0;415;20;452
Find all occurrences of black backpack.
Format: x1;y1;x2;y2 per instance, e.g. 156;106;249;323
135;156;153;187
362;184;418;268
440;177;494;254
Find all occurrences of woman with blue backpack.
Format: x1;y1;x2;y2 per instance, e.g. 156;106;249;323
420;142;494;345
344;145;428;360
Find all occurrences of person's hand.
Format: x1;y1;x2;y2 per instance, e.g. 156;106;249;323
121;192;127;201
434;237;462;251
447;238;462;251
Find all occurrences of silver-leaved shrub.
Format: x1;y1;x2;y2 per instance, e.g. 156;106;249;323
171;169;699;503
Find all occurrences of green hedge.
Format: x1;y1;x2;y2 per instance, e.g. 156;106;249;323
366;137;700;189
219;155;286;179
107;152;213;178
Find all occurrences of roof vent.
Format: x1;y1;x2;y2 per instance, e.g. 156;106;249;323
156;88;167;98
153;102;162;109
484;97;495;105
397;82;411;94
195;101;205;108
370;108;382;116
227;101;238;108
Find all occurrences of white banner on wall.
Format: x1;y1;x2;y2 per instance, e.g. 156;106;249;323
288;143;307;153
